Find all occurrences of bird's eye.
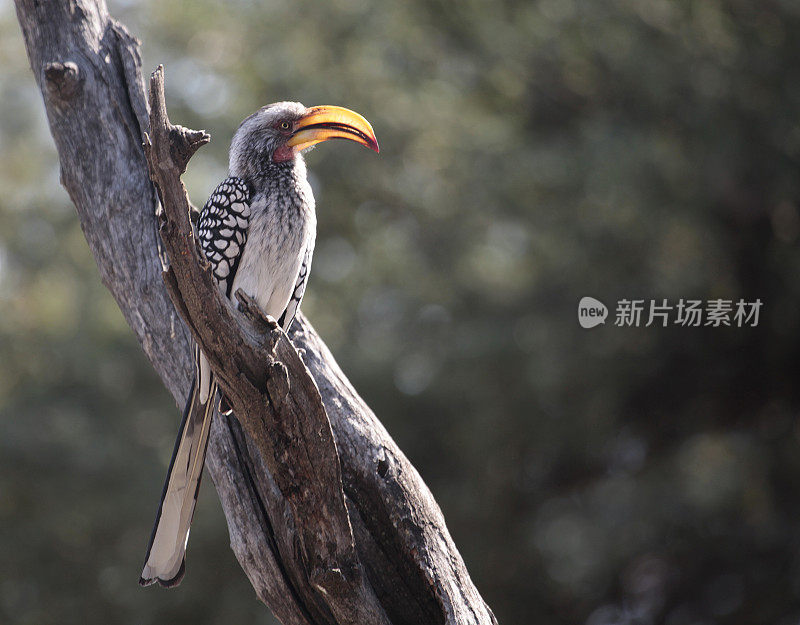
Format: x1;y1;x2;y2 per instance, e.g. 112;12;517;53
279;121;292;131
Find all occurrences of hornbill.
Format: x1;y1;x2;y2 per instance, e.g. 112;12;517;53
139;102;379;588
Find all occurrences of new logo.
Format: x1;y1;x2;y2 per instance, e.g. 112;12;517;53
578;297;608;329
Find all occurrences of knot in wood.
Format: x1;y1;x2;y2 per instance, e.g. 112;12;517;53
377;457;390;478
376;447;394;479
168;125;211;173
234;289;282;350
43;61;82;103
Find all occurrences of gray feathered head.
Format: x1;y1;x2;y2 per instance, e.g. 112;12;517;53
229;102;379;178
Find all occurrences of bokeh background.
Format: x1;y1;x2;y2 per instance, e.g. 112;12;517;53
2;0;800;623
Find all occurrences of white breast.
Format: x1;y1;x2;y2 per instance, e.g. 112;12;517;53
230;190;316;320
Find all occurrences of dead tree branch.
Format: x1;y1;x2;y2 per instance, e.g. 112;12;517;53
13;1;497;624
145;65;389;625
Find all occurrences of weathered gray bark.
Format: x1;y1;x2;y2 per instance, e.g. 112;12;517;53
14;2;497;625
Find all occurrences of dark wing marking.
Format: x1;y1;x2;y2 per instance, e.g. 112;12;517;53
196;177;251;297
278;237;315;332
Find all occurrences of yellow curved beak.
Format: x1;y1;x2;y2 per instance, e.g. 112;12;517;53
287;105;379;154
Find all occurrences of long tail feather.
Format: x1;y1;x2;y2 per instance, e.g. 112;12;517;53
140;351;216;588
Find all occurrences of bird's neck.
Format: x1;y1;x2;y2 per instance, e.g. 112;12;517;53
231;154;308;196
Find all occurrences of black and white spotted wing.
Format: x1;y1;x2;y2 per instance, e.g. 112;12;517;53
196;177;251;296
278;237;315;332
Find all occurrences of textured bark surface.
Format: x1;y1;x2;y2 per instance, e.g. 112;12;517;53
14;2;497;624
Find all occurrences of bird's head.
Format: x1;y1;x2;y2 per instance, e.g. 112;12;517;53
229;101;379;177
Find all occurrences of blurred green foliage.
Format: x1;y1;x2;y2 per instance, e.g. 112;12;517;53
2;0;800;623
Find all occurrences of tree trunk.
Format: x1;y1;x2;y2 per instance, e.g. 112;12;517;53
13;2;497;624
